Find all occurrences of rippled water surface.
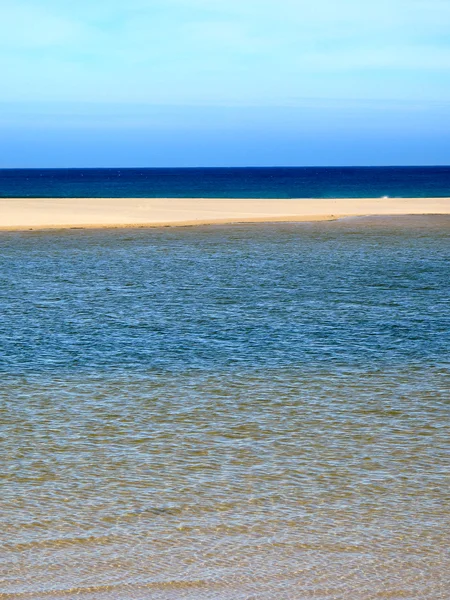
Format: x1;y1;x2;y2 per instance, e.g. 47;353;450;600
1;217;449;599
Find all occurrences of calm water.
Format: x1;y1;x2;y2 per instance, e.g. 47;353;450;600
1;217;449;599
1;166;450;198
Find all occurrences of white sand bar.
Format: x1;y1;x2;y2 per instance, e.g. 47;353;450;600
0;197;449;230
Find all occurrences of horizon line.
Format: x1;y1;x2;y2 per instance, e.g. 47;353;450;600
1;164;450;170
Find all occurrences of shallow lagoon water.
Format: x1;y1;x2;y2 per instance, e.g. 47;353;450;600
1;217;449;599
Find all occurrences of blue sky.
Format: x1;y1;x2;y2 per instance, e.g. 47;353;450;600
1;0;449;166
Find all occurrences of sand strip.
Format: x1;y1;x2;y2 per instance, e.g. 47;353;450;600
0;197;449;230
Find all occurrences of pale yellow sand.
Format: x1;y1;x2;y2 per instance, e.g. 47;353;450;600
0;197;449;230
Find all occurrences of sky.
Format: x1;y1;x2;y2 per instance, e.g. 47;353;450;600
1;0;449;166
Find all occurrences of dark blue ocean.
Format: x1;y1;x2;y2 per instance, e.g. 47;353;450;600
1;166;450;198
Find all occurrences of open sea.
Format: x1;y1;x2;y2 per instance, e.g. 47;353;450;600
0;167;449;599
1;166;450;198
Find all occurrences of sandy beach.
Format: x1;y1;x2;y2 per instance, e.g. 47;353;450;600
0;197;449;230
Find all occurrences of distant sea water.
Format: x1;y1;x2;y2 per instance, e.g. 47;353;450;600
1;217;449;599
1;166;450;197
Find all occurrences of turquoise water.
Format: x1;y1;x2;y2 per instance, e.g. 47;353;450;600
1;217;449;599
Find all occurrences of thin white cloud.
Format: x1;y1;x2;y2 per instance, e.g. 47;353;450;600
0;1;94;48
293;46;450;71
0;0;449;104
